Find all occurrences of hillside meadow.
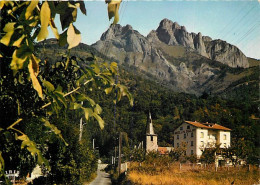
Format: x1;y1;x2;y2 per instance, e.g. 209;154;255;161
127;162;259;185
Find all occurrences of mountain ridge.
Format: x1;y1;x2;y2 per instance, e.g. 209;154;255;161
148;18;248;68
92;19;256;95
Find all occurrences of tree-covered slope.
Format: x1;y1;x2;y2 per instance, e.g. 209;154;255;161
36;39;259;163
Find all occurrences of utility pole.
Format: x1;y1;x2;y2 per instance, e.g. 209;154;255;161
118;132;122;176
114;146;117;166
79;101;83;142
93;139;95;150
79;117;83;142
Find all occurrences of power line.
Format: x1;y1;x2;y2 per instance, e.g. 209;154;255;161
235;23;260;46
222;6;256;41
229;10;260;43
215;2;250;39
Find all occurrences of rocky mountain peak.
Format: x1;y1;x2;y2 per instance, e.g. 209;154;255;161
124;24;133;30
92;19;252;95
151;19;249;68
100;24;122;40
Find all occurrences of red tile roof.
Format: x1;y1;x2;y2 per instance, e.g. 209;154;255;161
158;147;167;155
158;147;173;155
185;121;231;131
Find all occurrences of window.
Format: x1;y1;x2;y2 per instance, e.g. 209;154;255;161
187;125;190;129
180;127;183;131
184;134;186;139
191;150;193;155
200;141;204;147
151;136;153;141
177;143;179;147
224;134;227;140
200;132;204;138
191;132;194;137
191;141;193;146
177;135;179;140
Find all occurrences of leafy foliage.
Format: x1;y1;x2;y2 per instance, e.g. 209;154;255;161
0;0;128;184
199;144;220;164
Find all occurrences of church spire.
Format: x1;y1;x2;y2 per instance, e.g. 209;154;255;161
145;111;158;152
146;112;155;135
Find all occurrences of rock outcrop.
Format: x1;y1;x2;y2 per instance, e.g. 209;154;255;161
205;39;248;68
92;19;250;95
149;18;249;68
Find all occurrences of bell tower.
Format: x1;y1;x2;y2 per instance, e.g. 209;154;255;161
145;112;158;152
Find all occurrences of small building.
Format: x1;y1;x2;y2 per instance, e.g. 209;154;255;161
158;147;173;155
173;121;231;157
145;112;173;154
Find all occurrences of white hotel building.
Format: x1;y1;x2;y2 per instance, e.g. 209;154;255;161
173;121;231;157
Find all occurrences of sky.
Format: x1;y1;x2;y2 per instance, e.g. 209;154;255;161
52;0;260;59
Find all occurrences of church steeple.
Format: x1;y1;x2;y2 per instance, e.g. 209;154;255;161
146;112;155;135
145;112;158;152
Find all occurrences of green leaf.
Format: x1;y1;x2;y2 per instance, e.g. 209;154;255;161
43;80;55;92
110;62;118;73
13;34;25;47
41;118;68;146
50;18;59;40
25;0;39;19
0;22;15;46
67;23;81;49
106;0;121;24
116;84;133;106
37;1;50;41
3;22;16;33
0;151;5;171
94;104;102;114
17;134;50;169
28;57;43;99
76;75;86;86
10;50;28;75
83;108;93;120
54;91;67;108
73;103;82;109
86;97;95;106
93;113;105;129
70;94;76;102
47;1;56;18
55;85;63;93
55;1;67;14
129;95;134;106
91;64;100;74
79;1;86;15
59;30;68;47
59;4;77;30
105;86;113;94
0;1;5;10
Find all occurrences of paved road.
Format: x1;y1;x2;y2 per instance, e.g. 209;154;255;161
89;164;111;185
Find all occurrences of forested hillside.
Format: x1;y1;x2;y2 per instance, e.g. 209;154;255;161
36;39;259;164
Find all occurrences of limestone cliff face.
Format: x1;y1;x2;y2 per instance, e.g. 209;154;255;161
151;19;249;68
92;19;250;95
205;40;249;68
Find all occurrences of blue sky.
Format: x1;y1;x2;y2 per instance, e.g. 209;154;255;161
53;1;260;59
